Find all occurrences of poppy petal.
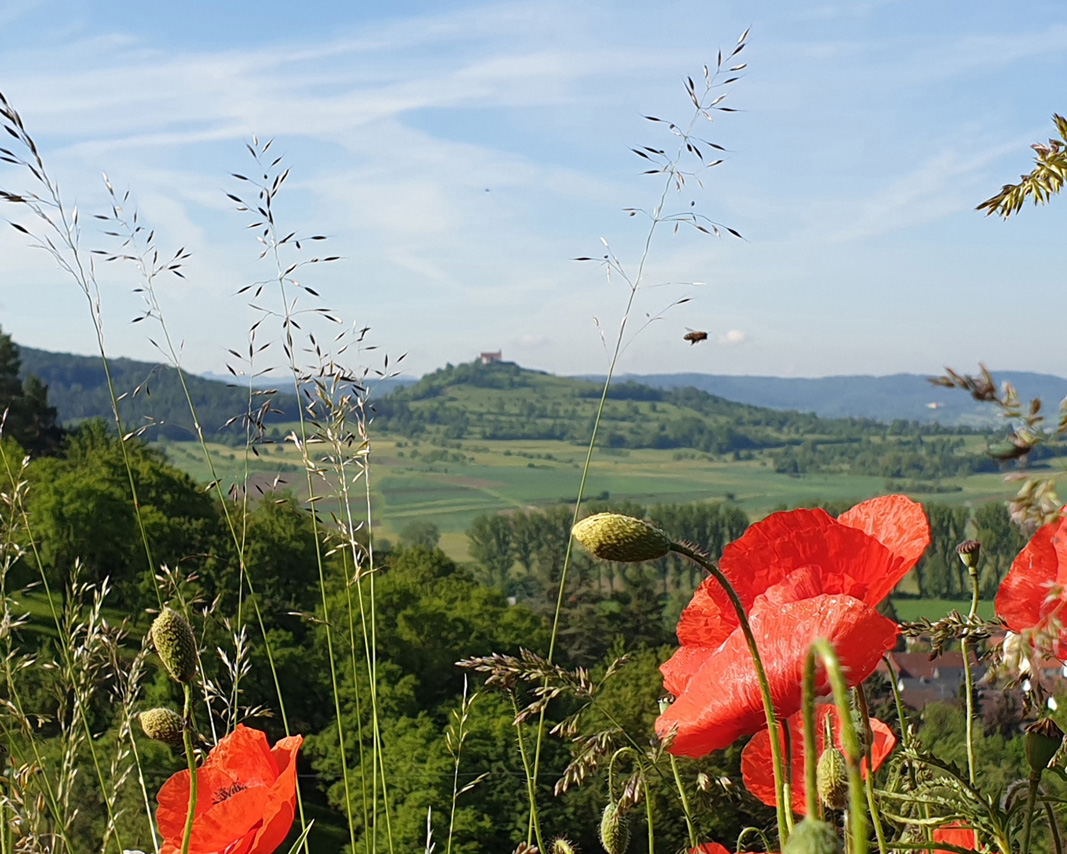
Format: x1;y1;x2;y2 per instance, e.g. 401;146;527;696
996;516;1067;655
250;735;303;854
661;646;715;696
677;510;839;649
741;705;897;814
156;727;303;854
658;595;897;757
205;724;279;787
838;496;932;603
930;823;977;852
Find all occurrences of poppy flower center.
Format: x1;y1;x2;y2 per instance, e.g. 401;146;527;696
212;782;248;804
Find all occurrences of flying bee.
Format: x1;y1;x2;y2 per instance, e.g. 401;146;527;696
683;329;708;345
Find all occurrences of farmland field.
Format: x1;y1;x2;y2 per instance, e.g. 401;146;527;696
160;432;1060;564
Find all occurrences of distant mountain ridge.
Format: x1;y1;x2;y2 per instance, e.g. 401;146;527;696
586;371;1067;426
16;338;1063;437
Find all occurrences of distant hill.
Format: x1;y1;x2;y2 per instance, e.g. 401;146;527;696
17;346;299;442
372;360;1008;482
200;371;418;397
588;371;1067;426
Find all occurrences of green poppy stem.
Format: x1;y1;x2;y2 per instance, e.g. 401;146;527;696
801;654;819;819
962;563;981;786
808;640;867;854
179;683;198;854
669;542;791;846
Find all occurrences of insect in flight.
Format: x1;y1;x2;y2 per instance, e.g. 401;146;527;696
683;329;709;345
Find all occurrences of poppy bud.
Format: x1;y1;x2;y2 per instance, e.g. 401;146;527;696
782;820;843;854
599;801;630;854
572;514;671;563
1025;717;1064;775
553;839;577;854
956;540;981;570
816;746;849;810
139;708;185;749
150;607;198;684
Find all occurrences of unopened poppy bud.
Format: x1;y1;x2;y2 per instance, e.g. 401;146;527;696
816;747;849;810
956;540;981;570
1025;717;1064;775
552;839;577;854
599;801;630;854
139;708;185;749
782;819;843;854
150;607;197;684
572;514;671;563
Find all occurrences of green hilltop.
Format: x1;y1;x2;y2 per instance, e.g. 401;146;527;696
371;359;1002;482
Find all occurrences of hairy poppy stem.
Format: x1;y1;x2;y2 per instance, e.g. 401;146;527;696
801;655;819;819
669;542;791;846
962;563;980;786
855;686;889;854
808;640;867;854
179;684;197;854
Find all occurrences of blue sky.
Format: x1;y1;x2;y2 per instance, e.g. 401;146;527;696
1;0;1065;382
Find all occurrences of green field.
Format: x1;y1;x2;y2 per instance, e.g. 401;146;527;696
159;432;1058;564
889;597;996;622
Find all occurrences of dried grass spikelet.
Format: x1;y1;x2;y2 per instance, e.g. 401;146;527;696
150;607;197;684
782;819;843;854
572;513;671;563
139;708;185;749
816;747;849;810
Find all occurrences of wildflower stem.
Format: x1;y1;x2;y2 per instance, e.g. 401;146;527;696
809;640;867;854
962;564;980;786
509;693;546;854
1022;774;1039;854
669;753;699;850
855;686;888;854
179;683;198;854
669;541;790;846
801;654;818;819
645;778;657;854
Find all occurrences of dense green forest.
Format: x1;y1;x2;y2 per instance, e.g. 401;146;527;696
18;342;297;442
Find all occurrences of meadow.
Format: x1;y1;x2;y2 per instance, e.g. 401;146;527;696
159;430;1040;563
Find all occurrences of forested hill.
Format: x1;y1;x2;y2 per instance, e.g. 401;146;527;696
14;347;1022;480
371;360;999;469
18;345;298;442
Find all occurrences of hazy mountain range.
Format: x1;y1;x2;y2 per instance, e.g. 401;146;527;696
580;371;1067;426
16;340;1067;431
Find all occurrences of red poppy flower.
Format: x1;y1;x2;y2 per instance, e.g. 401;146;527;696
740;704;897;815
657;496;929;757
690;844;774;854
156;725;303;854
995;515;1067;658
930;823;978;852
